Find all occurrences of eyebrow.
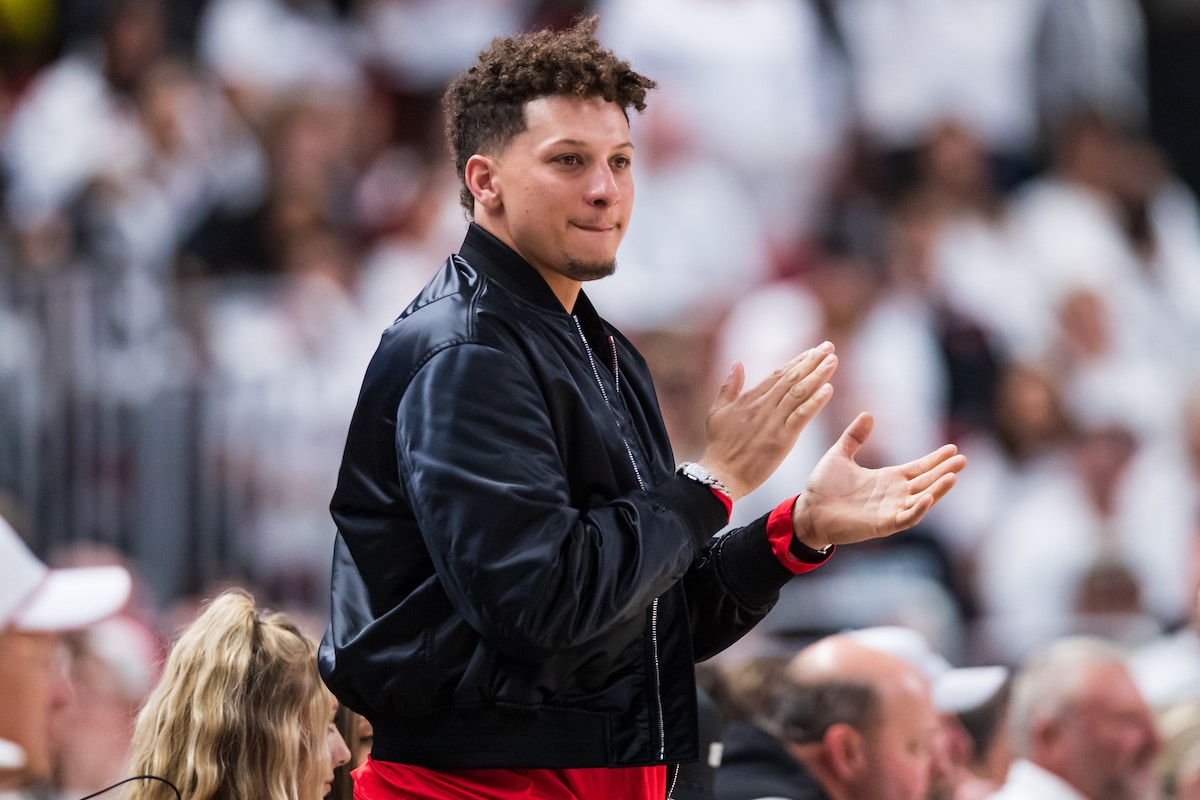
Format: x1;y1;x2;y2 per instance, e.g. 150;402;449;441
550;138;635;150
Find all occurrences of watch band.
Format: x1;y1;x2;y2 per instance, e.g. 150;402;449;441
676;461;732;501
790;537;833;560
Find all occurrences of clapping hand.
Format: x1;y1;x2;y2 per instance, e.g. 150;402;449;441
790;412;966;551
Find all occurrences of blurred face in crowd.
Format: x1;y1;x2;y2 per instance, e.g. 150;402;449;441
0;629;72;788
851;668;939;800
103;0;167;92
1040;662;1160;800
352;713;373;768
468;94;634;309
925;714;970;800
992;363;1068;458
787;637;940;800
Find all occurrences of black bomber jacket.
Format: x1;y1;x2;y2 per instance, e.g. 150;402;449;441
318;223;798;770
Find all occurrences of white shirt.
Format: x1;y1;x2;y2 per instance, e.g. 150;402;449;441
835;0;1047;154
597;0;853;233
973;435;1194;661
1;53;146;226
198;0;363;96
0;739;23;770
989;759;1089;800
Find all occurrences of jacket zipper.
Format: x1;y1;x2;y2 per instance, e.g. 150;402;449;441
573;317;667;767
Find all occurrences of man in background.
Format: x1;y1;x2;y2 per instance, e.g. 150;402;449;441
990;635;1160;800
714;632;940;800
0;515;132;797
838;626;1011;800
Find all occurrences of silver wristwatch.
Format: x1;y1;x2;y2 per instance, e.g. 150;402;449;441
676;462;732;501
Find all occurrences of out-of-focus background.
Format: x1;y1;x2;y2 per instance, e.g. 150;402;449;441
2;0;1200;682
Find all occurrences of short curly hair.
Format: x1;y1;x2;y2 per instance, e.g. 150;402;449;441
442;15;656;216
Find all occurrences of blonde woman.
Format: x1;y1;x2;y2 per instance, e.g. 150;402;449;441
125;589;350;800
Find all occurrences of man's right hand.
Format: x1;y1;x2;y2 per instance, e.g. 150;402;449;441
696;341;838;501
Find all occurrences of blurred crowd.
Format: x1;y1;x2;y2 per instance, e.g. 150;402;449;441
0;0;591;610
5;513;1200;800
3;0;1200;745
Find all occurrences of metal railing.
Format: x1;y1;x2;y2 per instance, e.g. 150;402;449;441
0;257;342;612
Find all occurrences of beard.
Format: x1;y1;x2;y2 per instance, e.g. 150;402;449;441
565;258;617;282
926;784;955;800
1096;771;1155;800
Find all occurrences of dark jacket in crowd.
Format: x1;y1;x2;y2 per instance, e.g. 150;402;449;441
319;224;800;770
714;722;831;800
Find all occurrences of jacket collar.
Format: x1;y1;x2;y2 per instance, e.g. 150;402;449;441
458;223;570;315
457;222;608;338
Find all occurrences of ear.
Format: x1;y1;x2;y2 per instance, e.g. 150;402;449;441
465;154;502;212
824;723;868;782
1032;715;1063;758
941;715;974;768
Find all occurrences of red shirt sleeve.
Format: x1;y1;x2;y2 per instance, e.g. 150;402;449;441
767;495;834;574
709;486;733;518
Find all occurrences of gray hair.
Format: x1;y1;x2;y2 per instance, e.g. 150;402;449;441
1007;636;1130;757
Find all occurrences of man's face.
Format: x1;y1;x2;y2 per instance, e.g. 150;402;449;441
1050;664;1160;800
925;713;972;800
480;94;634;301
853;674;939;800
0;629;70;788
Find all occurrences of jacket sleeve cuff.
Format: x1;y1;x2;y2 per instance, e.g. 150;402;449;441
654;475;731;552
713;514;795;608
768;496;834;574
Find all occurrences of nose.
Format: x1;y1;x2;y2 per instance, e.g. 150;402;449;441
1140;720;1163;763
584;163;620;206
329;727;351;769
49;641;74;710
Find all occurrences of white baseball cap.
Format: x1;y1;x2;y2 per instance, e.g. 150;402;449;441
0;516;132;633
845;625;1009;714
